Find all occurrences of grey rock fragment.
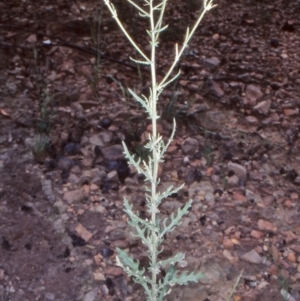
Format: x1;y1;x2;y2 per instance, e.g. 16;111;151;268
83;288;98;301
228;162;247;182
41;179;56;203
102;144;124;160
240;249;263;264
204;57;221;71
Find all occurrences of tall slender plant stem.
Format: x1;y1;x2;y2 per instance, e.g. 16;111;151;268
103;1;216;300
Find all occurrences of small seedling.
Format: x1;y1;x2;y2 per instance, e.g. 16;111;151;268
103;0;216;300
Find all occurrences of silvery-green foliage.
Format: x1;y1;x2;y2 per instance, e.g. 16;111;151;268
103;0;216;300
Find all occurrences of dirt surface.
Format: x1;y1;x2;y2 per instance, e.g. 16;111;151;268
1;0;300;300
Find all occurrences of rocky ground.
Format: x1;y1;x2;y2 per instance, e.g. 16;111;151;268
1;0;300;300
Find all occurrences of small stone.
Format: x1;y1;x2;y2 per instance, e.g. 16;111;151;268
284;109;299;116
93;272;105;281
53;200;67;214
283;231;297;243
26;34;37;43
287;251;297;263
270;39;279;47
241;249;263;264
254;100;271;114
45;293;55;300
263;195;275;206
75;223;93;241
245;116;259;125
93;204;106;213
251;230;263;239
290;245;300;254
113;240;129;249
258;219;277;232
83;288;98;301
232;191;247;202
223;237;234;249
246;84;263;101
204;57;221;70
290;192;299;200
63;189;86;204
223;249;235;261
105;266;123;276
210;80;224;97
284;199;293;208
227;175;239;187
101;117;112;129
89;134;105;147
0;269;4;280
228;162;247;182
102;144;124;160
181;137;199;154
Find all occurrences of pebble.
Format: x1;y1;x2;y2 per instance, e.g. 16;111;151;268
223;237;234;249
251;230;263;239
63;189;86;204
254;100;271;114
227;175;239;187
228;162;247;182
203;56;220;70
258;219;277;232
83;288;98;301
246;84;263;101
89;134;105;146
45;293;55;300
240;249;263;264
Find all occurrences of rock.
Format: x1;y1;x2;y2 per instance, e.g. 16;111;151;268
199;260;226;284
89;134;105;147
26;34;37;43
93;272;105;281
52;219;65;233
223;249;235;261
105;266;123;276
223;237;234;249
185;168;202;185
270;39;279;47
41;179;56;203
56;156;74;170
283;231;298;243
258;219;277;232
75;223;93;241
181;137;199;154
99;131;112;143
227;175;240;187
63;189;86;204
53;200;67;214
245;116;259;125
63;142;80;155
250;230;263;239
210;80;224;97
254;99;271;114
68;173;80;184
284;108;299;116
232;191;247;202
246;84;263;101
287;251;297;263
204;57;221;70
83;288;98;301
228;162;247;182
45;293;55;300
102;144;124;160
240;249;263;264
101;117;113;129
160;200;183;212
